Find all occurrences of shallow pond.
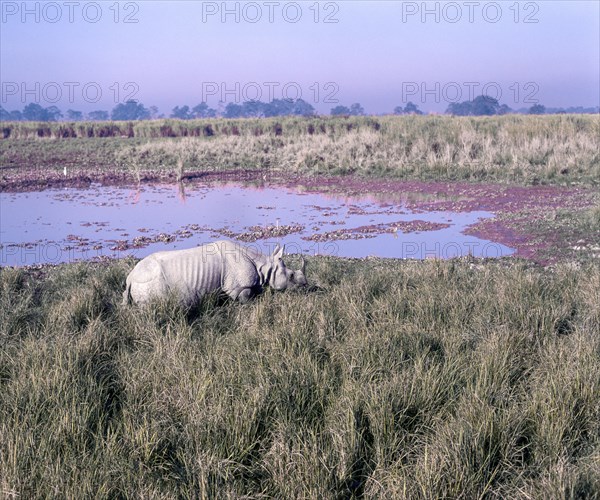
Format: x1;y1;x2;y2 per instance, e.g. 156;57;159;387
0;182;514;266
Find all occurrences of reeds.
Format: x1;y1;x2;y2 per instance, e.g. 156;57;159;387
2;114;599;185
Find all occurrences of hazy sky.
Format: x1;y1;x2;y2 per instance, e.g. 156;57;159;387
1;0;599;114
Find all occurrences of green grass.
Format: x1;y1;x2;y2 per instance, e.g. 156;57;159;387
2;114;599;186
1;257;599;498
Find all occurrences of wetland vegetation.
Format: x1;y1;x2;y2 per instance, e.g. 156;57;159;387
1;114;599;498
1;258;599;498
2;114;599;187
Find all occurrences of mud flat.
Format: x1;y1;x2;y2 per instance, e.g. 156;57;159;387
2;169;598;267
0;178;515;266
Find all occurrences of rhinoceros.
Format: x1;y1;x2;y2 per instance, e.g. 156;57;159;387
123;240;307;305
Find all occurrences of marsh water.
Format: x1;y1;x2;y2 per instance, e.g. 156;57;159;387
0;182;514;266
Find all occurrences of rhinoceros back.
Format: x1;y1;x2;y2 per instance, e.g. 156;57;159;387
154;246;223;304
126;246;223;305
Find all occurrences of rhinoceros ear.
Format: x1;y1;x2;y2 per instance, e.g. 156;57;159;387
273;244;284;260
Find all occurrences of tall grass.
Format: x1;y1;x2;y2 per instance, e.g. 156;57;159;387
1;257;599;497
2;114;599;185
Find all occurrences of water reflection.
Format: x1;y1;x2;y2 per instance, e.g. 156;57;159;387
0;182;514;266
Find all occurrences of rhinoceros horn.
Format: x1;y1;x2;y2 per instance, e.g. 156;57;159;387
300;256;306;273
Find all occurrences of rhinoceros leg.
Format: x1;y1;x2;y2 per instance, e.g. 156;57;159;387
122;281;132;305
236;288;253;304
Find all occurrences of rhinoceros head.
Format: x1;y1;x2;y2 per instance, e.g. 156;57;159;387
269;244;307;291
286;256;307;289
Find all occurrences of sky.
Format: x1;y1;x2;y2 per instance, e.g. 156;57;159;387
1;0;599;115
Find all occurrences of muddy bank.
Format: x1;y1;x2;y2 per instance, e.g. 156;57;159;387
0;168;264;193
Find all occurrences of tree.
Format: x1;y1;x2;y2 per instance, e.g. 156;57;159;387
9;110;23;121
224;103;244;118
471;95;499;116
446;101;472;116
349;103;365;116
446;96;500;116
260;98;315;117
331;105;350;116
393;102;423;115
21;104;61;121
403;102;423;115
192;102;208;118
263;99;294;117
111;100;150;120
171;105;191;119
88;110;109;121
66;109;83;121
242;100;265;117
292;98;315;116
192;102;217;118
0;106;10;121
497;104;512;115
45;106;62;121
23;103;49;121
528;104;546;114
149;106;159;119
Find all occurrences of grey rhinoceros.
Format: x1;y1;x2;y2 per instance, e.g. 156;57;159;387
123;240;307;305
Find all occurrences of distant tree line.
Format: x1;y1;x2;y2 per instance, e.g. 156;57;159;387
443;96;548;116
442;96;598;116
0;101;155;122
393;102;423;115
171;102;217;119
330;103;365;116
221;98;316;118
1;98;598;122
0;103;64;122
0;98;316;122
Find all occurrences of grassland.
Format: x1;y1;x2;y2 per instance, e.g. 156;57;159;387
1;114;599;497
2;114;599;187
1;257;599;498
